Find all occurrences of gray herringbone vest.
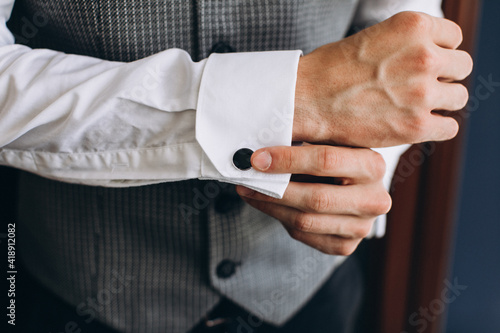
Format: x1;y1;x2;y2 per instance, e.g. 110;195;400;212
8;1;359;332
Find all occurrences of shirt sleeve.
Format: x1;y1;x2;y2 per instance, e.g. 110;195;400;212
354;0;444;238
353;0;443;28
0;0;300;198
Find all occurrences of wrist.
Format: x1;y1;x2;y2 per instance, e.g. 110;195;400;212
293;55;316;142
292;99;308;142
292;51;350;146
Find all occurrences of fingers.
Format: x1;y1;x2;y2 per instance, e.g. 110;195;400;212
241;197;375;236
427;113;460;142
431;16;464;49
241;197;368;256
437;48;473;81
237;182;392;217
251;145;386;182
432;81;469;111
284;229;363;256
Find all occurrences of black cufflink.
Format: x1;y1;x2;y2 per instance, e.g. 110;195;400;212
210;42;236;54
232;148;253;171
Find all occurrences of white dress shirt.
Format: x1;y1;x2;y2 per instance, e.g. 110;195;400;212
0;0;442;234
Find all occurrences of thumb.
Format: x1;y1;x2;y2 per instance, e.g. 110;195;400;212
251;149;273;171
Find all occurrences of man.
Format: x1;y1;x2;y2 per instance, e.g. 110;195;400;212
0;0;471;332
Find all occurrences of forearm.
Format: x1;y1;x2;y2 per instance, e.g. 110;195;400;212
0;1;301;197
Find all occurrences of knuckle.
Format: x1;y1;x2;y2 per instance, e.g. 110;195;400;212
363;190;392;216
316;146;340;172
367;151;386;181
335;220;349;238
348;220;374;239
332;241;357;256
269;147;295;172
403;113;428;143
280;147;294;171
294;213;315;232
414;46;438;72
410;83;433;107
359;221;375;238
394;11;431;33
308;190;332;212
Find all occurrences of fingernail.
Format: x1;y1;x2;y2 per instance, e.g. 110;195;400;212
252;151;272;171
237;186;255;197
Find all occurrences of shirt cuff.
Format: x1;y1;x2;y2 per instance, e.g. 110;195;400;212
367;144;411;238
353;0;443;27
196;50;302;199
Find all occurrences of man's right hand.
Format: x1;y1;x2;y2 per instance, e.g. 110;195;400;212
293;11;473;148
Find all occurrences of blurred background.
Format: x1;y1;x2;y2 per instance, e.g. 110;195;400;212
445;0;500;331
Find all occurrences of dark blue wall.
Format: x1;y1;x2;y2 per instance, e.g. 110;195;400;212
446;0;500;331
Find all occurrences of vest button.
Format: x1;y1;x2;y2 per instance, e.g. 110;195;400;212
232;148;253;171
216;259;239;279
210;42;236;54
214;193;240;213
